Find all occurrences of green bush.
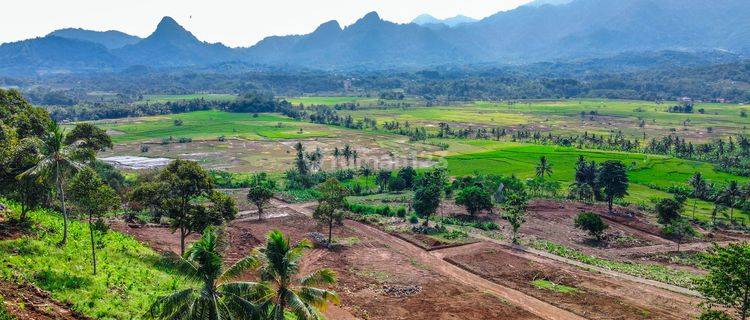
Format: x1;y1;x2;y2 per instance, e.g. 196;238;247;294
396;207;407;218
574;212;609;240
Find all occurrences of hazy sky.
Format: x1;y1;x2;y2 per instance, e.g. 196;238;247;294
1;0;530;47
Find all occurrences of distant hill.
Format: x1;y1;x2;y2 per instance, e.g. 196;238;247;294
113;17;237;67
1;0;750;74
48;28;141;49
411;14;477;27
0;36;121;76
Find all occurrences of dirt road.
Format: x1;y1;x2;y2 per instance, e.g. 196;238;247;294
286;201;585;320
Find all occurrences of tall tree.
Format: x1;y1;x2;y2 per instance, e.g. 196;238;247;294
412;180;441;227
722;181;740;222
698;243;750;320
503;192;528;244
688;172;707;219
138;160;237;255
19;122;85;245
247;173;276;220
376;169;392;193
597;160;629;214
147;228;266;320
68;167;120;275
332;147;340;168
397;166;417;190
535;156;553;178
342;144;352;167
294;142;308;176
314;178;348;246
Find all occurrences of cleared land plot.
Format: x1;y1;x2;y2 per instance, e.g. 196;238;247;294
440;242;701;320
113;211;541;320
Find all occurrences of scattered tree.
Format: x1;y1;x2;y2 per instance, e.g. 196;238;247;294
412;178;442;227
247;173;276;220
68;167;120;274
535;156;553;178
574;212;609;241
662;218;696;252
455;185;493;215
597;160;629;214
656;197;684;224
503;192;528;244
314;178;348;246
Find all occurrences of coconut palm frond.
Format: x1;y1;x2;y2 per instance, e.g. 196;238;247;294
299;268;337;287
219;254;261;282
147;288;196;319
286;291;316;320
296;287;339;310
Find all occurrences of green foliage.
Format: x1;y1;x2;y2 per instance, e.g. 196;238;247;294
597;160;629;213
130;160;236;255
0;203;197;319
533;240;700;289
662;219;697;252
503;192;528;244
697;243;750;320
455;185;493;215
246;173;277;219
656;198;684;224
574;212;609;241
531;279;578;294
412;179;442;226
147;227;267;320
315;178;349;245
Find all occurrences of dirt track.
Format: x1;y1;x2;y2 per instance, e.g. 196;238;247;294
287;201;585;320
0;280;89;320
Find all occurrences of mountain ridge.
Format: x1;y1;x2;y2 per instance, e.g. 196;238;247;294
2;0;750;75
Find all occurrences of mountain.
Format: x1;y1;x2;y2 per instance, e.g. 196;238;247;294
48;28;141;49
412;14;477;27
113;16;236;67
1;0;750;74
444;0;750;63
0;36;121;76
244;12;468;69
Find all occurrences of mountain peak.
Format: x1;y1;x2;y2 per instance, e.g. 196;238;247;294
149;16;197;42
359;11;381;23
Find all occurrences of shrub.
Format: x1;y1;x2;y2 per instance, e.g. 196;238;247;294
173;119;183;126
656;198;683;224
396;207;407;218
574;212;609;241
140;144;150;153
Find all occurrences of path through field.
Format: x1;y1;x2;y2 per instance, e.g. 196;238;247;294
284;201;585;320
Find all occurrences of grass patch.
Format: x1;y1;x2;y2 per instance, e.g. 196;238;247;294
531;279;579;293
0;202;195;320
98;110;340;143
531;240;700;289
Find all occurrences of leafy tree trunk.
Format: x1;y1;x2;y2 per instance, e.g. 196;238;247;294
729;206;734;222
423;214;429;227
607;197;613;214
56;164;68;246
180;226;186;256
89;212;97;275
257;202;264;220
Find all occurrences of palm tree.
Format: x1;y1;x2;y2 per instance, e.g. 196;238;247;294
688;172;706;219
723;181;740;222
535;156;553;178
332;147;340;168
248;230;339;320
342;145;352;167
147;228;268;320
19;122;84;245
352;150;358;166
